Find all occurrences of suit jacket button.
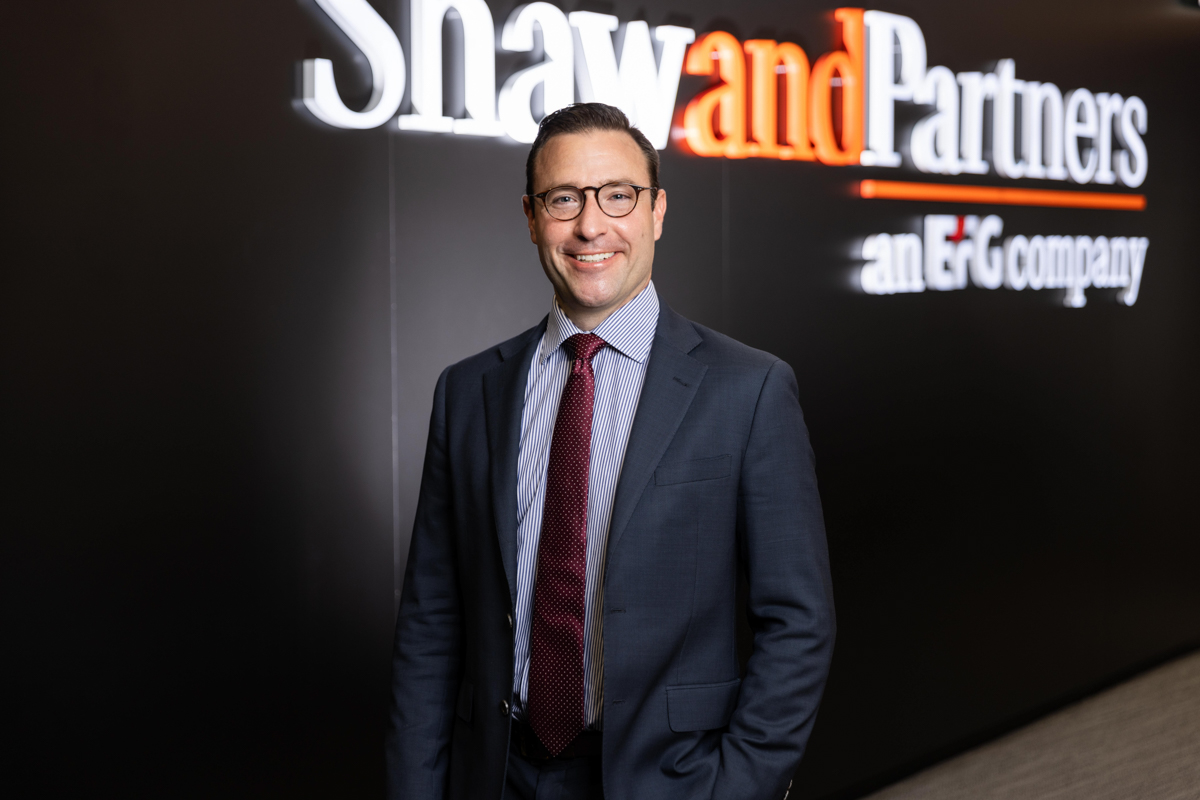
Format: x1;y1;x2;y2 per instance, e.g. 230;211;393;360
499;700;511;717
506;612;513;629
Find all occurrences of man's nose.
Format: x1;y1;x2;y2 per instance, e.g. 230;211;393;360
573;192;610;239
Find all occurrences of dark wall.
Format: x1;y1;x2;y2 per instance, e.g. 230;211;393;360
4;1;1199;797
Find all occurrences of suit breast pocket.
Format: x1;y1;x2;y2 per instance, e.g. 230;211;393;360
654;454;732;486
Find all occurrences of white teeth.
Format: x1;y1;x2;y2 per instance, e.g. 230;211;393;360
574;252;614;262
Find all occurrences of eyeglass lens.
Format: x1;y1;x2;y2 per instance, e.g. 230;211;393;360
543;184;640;220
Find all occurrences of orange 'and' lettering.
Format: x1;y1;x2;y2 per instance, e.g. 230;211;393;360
682;8;863;165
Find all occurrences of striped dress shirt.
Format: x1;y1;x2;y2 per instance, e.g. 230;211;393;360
511;280;659;729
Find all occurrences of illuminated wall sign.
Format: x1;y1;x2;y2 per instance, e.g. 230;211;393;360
301;2;1148;187
301;0;406;129
861;218;1148;307
681;9;1148;189
302;0;692;146
682;10;863;164
300;2;1152;306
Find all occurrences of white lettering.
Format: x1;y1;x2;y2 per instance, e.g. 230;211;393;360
1022;82;1068;180
1090;236;1111;288
498;3;574;144
1045;235;1072;290
958;71;998;175
1027;235;1049;290
1093;92;1123;185
1065;235;1093;307
861;233;925;294
1004;235;1030;290
1119;238;1149;306
992;60;1026;179
400;0;503;136
911;66;963;175
954;215;978;287
875;220;1145;307
894;233;925;294
568;12;694;149
1110;237;1131;288
861;234;893;294
973;215;1005;289
1064;88;1099;183
861;11;927;168
301;0;406;129
924;215;961;291
1116;97;1149;188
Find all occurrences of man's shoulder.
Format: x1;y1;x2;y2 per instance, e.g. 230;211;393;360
439;317;547;385
663;307;782;374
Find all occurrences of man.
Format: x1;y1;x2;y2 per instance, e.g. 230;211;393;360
387;103;834;800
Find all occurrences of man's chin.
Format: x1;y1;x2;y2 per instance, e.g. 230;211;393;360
563;294;619;315
559;278;622;310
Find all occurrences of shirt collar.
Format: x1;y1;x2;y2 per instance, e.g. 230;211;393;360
540;280;659;365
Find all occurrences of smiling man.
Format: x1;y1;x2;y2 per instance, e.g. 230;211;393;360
386;103;835;800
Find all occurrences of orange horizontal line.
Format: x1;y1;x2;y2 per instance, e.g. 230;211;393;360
859;180;1146;211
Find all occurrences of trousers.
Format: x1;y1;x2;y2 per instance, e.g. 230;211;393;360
504;745;602;800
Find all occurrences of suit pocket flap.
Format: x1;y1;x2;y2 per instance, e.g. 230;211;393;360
655;454;732;486
666;678;741;732
456;681;474;723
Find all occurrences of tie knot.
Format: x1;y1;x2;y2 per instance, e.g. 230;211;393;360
565;333;606;364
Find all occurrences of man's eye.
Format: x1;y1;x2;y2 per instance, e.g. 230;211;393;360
549;195;578;205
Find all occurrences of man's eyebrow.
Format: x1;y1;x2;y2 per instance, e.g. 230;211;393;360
539;178;644;190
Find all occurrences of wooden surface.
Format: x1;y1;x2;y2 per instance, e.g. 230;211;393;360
864;651;1200;800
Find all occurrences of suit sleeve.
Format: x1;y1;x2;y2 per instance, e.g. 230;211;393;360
386;367;463;800
714;359;836;800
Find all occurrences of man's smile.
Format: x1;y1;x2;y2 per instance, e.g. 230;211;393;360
568;252;617;264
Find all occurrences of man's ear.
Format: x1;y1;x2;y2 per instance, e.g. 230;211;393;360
523;195;537;244
652;188;667;241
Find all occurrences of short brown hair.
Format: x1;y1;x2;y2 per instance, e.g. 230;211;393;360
525;103;660;204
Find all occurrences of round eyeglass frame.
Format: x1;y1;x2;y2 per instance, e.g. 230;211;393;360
528;183;657;221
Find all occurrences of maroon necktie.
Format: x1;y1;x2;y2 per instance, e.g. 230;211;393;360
529;332;607;756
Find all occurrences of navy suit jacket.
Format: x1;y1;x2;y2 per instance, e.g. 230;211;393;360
386;302;835;800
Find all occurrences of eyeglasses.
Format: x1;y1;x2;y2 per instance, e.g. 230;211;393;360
529;183;656;221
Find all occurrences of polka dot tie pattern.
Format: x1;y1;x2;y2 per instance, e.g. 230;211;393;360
528;332;607;757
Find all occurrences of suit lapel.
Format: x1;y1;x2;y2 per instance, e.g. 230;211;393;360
606;305;707;561
482;319;546;606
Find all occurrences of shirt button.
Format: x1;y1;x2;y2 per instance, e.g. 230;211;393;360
499;699;511;717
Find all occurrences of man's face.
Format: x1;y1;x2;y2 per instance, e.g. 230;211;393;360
524;130;667;326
